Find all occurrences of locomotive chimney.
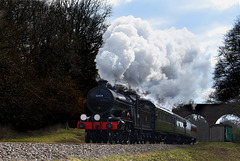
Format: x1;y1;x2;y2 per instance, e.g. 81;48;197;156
98;80;108;87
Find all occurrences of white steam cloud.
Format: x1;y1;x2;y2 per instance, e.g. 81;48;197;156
96;16;211;107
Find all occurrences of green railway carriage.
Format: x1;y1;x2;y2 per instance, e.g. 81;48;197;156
155;108;175;133
154;107;197;144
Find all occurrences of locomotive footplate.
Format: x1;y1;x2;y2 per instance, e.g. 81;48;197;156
77;121;118;130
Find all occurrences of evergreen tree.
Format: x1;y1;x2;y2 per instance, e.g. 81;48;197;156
211;16;240;103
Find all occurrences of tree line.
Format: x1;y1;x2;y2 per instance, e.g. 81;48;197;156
0;0;111;131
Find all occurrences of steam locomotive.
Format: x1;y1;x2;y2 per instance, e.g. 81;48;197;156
78;80;197;144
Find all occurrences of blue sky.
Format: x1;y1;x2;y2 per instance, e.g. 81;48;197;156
99;0;240;104
110;0;239;42
110;0;239;30
109;0;239;54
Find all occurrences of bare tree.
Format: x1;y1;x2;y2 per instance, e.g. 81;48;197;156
0;0;111;130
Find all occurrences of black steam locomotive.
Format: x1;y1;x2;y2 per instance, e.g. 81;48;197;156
78;80;197;144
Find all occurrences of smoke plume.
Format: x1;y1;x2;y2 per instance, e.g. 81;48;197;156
96;16;210;107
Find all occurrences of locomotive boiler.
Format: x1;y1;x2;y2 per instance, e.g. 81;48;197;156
78;80;197;144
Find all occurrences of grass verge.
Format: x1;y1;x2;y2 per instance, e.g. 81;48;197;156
0;128;85;143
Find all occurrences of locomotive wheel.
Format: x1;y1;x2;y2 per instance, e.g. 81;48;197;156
109;138;113;144
103;138;108;143
130;131;135;144
108;132;113;144
115;132;120;144
129;139;133;144
92;137;97;143
123;132;130;144
157;136;161;143
85;134;90;143
130;136;135;144
151;137;155;144
132;139;136;144
129;132;134;144
137;139;140;144
102;132;108;143
118;132;129;144
97;137;102;143
119;133;124;144
115;135;119;144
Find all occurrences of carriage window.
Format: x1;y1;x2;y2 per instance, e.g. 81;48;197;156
158;112;161;120
163;114;166;121
167;115;170;122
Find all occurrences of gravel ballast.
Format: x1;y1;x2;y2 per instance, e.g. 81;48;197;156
0;143;187;160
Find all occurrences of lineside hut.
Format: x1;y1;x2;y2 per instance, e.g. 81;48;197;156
210;124;232;142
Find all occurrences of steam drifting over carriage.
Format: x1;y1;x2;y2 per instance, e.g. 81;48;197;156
78;80;197;144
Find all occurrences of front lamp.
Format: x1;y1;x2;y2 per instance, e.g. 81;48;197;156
94;114;101;121
80;114;87;121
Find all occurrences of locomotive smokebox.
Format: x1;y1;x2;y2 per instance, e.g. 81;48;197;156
86;80;115;114
86;80;132;115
